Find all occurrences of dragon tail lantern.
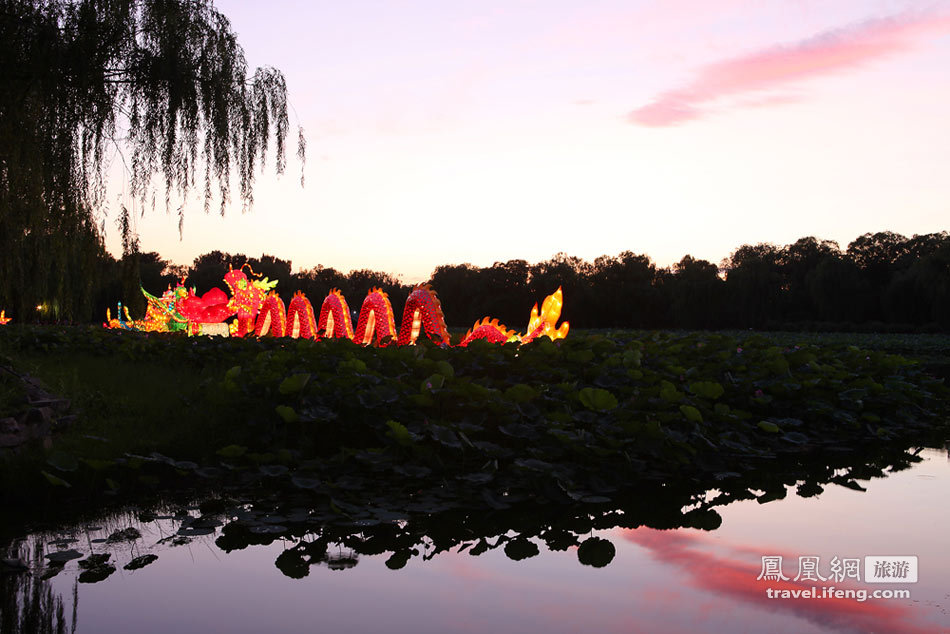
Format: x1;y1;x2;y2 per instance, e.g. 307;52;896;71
458;318;520;347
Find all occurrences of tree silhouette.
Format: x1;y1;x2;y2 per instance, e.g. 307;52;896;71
294;265;351;308
883;233;950;327
529;253;592;327
1;0;304;321
137;251;177;294
722;244;783;328
188;251;245;295
588;252;660;328
806;256;866;323
430;264;483;327
780;237;841;321
663;255;723;329
246;255;293;294
847;231;909;273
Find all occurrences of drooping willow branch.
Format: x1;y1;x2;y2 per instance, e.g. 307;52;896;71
0;0;306;320
1;0;305;217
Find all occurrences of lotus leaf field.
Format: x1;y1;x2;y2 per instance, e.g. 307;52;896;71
1;325;948;531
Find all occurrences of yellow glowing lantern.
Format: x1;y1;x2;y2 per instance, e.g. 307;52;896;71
523;287;569;343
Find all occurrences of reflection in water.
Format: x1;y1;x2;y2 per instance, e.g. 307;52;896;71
1;443;948;633
623;529;932;634
0;541;76;634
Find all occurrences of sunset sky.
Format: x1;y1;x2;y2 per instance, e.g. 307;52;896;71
107;0;950;283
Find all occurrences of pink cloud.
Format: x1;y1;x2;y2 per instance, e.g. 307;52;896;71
628;10;950;126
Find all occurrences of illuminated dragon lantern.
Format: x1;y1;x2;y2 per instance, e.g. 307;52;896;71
105;286;189;332
105;266;569;346
0;310;10;325
105;277;240;334
249;284;568;346
176;287;233;325
224;265;279;336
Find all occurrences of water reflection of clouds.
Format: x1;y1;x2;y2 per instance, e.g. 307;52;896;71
621;528;934;634
433;548;647;633
32;449;950;633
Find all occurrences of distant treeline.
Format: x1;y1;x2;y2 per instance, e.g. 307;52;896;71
20;231;950;332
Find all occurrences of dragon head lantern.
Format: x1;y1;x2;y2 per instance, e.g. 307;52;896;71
224;264;278;336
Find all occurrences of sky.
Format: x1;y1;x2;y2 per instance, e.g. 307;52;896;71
104;0;950;283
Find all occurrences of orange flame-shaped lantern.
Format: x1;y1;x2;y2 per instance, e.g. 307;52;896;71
522;287;569;343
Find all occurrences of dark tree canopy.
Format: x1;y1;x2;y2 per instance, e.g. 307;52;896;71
0;0;304;320
176;235;949;334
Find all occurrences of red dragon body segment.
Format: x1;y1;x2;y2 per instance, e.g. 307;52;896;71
286;292;317;339
176;287;234;324
318;289;355;340
354;287;397;346
254;293;287;337
457;318;519;347
397;284;450;346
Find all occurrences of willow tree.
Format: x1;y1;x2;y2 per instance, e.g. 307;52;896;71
0;0;305;321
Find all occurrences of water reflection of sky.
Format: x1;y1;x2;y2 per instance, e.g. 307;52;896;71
48;448;949;634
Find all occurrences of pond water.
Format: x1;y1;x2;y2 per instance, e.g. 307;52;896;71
3;446;949;634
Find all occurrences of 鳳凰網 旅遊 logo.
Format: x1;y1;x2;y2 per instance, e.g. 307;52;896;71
755;554;917;602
